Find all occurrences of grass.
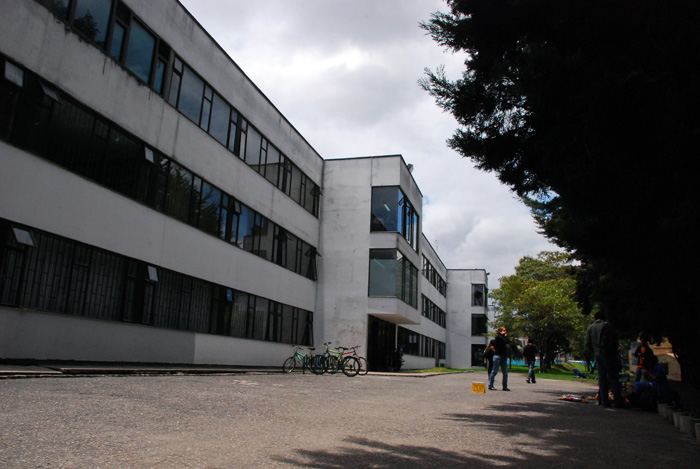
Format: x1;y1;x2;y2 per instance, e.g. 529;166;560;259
410;362;599;382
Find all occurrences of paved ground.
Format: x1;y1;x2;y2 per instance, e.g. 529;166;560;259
1;370;698;468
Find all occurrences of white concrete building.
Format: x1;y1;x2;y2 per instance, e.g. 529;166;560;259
0;0;490;370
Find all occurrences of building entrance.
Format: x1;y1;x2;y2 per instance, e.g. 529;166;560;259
367;315;397;372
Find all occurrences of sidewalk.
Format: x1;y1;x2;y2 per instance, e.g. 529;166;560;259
0;361;445;378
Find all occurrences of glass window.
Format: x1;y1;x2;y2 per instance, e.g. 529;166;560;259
4;61;24;87
168;58;183;107
236;205;251;250
48;0;71;19
472;284;486;306
73;0;112;48
244;125;262;166
124;20;155;84
289;164;302;204
164;161;193;224
200;86;212;132
265;145;281;187
304;181;317;215
153;58;166;95
209;92;230;146
12;226;36;247
281;304;294;344
109;22;125;61
472;314;488;335
199;182;221;236
369;249;397;297
231;291;248;338
371;186;398;231
227;111;239;154
178;65;204;124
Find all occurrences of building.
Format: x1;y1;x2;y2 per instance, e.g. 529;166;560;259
0;0;491;370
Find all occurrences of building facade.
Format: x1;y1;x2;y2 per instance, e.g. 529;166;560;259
0;0;490;370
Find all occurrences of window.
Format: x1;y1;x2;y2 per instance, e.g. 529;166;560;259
421;295;446;328
472;344;486;368
11;227;36;247
369;249;397;297
0;219;314;345
472;314;488;336
0;54;319;280
398;327;445;359
177;64;205;125
123;20;156;84
371;186;398;231
209;92;231;146
421;256;446;297
73;0;112;48
472;284;486;307
4;61;23;87
369;249;417;307
371;186;418;250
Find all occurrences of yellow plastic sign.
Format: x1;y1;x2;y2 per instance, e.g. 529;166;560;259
472;382;486;394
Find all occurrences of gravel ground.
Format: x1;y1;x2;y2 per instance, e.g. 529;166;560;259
1;371;698;468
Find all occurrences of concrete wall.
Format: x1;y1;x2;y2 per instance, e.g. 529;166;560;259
0;0;320;365
0;307;291;366
446;269;489;369
318;156;435;353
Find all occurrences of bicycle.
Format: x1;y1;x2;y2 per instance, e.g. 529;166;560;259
345;345;369;375
321;342;360;377
282;345;325;375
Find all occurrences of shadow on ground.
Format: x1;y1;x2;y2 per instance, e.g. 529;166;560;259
274;386;700;468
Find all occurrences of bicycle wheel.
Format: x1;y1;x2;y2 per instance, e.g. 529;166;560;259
282;356;296;373
326;355;341;374
341;356;360;377
358;356;369;375
310;354;326;375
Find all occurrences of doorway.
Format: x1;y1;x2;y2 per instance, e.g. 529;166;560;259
367;315;396;371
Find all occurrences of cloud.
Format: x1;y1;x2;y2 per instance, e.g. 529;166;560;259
179;0;559;288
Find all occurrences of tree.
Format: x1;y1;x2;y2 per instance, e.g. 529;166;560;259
490;252;587;371
421;0;700;388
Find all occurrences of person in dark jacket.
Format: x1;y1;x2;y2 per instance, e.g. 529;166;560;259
488;327;510;391
523;338;538;384
484;339;496;377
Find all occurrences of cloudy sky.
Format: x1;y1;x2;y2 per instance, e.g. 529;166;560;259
178;0;557;288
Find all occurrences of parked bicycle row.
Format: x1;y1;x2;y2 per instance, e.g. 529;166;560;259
282;342;368;377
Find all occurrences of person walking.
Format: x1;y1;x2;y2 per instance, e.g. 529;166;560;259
523;338;538;384
488;327;510;391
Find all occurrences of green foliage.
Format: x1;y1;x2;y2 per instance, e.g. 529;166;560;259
489;252;587;368
421;0;700;388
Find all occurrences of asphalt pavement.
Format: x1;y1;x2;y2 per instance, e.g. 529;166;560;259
1;368;699;468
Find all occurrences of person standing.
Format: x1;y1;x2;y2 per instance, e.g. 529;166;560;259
633;333;654;382
523;338;538;384
586;312;608;405
488;327;510;391
484;339;496;378
585;312;622;407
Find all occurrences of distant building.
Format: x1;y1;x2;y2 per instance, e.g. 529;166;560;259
0;0;490;370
